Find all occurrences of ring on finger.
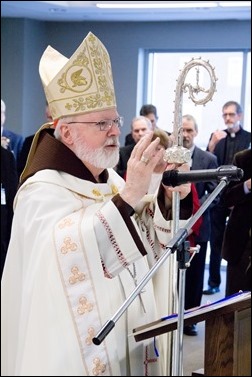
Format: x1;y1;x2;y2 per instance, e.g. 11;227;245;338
140;155;150;165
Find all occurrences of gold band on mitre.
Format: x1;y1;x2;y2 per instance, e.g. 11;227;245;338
39;32;116;120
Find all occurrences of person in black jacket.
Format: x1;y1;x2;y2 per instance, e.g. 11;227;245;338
221;148;251;296
1;99;24;161
203;101;251;295
1;146;18;277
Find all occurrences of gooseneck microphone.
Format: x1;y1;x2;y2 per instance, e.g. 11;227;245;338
162;165;244;187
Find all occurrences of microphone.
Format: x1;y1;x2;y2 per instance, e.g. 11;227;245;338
162;165;244;187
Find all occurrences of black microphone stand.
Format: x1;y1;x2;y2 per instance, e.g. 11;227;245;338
93;177;231;375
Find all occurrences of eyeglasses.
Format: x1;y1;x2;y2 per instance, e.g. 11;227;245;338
222;113;237;118
66;116;124;131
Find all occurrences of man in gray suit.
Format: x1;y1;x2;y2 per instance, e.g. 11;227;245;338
181;114;218;336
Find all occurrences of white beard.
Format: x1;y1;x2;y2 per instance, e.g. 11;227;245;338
74;137;120;169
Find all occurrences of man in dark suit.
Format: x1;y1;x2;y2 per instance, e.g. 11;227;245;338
1;146;18;277
116;116;152;179
221;148;251;296
204;101;251;295
124;104;159;146
181;114;219;336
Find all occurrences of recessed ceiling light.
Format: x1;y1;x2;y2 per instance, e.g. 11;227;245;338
219;1;251;7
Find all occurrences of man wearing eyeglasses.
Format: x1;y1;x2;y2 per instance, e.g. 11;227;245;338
1;32;193;376
203;101;251;295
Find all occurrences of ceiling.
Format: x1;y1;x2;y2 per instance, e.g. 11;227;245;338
1;1;251;22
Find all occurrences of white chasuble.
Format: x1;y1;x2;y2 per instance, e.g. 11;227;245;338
1;168;188;376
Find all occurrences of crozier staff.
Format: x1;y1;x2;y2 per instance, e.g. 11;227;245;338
1;31;192;376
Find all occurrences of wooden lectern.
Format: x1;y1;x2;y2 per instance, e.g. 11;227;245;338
133;292;251;376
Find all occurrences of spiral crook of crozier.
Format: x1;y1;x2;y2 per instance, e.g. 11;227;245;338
165;57;218;164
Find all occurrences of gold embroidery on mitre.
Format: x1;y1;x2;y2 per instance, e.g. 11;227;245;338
92;357;106;376
68;266;85;284
60;236;78;254
77;296;93;315
39;32;116;120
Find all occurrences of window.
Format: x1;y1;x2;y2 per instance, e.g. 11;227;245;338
243;51;251;134
145;51;250;149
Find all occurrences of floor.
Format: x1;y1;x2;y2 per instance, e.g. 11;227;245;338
182;264;227;376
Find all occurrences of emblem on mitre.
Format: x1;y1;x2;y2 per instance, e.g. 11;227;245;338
39;32;116;120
